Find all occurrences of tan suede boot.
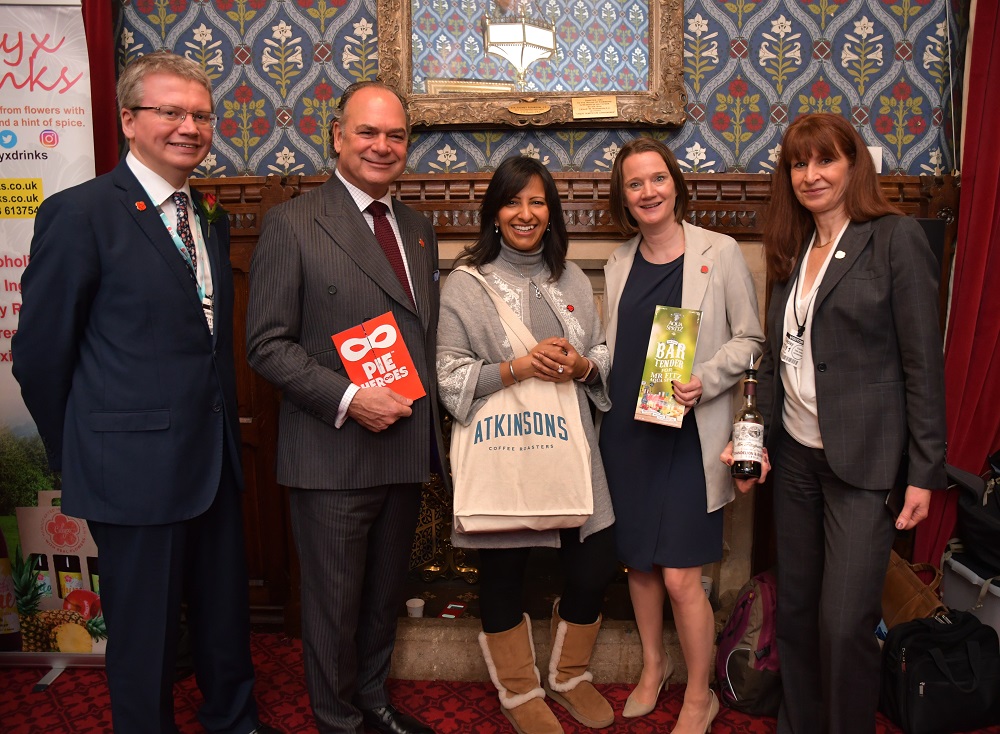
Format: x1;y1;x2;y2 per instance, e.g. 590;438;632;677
480;615;564;734
545;601;615;729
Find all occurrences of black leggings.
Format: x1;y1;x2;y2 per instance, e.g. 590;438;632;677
477;525;618;633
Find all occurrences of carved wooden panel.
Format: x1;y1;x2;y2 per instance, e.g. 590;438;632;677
200;172;957;244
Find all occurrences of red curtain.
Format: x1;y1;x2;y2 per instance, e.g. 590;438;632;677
82;0;119;175
913;0;1000;566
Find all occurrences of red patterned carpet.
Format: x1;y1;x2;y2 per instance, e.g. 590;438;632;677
2;632;999;733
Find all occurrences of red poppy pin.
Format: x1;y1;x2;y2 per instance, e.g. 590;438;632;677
419;238;426;248
567;305;575;312
135;201;146;211
701;265;709;273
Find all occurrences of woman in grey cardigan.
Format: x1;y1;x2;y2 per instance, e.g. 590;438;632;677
437;157;616;734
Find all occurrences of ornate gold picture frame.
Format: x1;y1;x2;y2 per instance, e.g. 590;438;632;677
377;0;686;128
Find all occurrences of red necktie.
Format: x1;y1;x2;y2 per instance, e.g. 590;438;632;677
367;201;414;305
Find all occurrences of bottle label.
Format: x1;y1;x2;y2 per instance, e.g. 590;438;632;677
733;421;764;462
36;571;53;597
60;571;84;597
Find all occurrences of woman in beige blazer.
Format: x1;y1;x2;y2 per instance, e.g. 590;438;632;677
600;138;763;732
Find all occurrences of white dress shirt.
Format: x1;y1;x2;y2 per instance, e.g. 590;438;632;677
333;170;416;427
779;221;848;448
125;152;214;307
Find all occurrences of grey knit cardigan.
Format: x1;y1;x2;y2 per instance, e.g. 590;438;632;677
436;256;615;550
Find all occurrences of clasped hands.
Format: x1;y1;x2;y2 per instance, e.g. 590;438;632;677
523;337;589;383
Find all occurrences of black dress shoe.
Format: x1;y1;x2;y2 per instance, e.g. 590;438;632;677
361;705;434;734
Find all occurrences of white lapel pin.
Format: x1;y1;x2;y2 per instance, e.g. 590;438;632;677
835;250;846;259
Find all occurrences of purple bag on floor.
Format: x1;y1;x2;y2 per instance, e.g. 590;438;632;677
715;570;782;716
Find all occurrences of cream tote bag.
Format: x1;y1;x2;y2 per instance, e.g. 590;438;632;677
450;266;594;533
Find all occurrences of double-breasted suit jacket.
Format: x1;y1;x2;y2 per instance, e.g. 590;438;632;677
245;174;445;489
756;215;947;491
13;158;242;524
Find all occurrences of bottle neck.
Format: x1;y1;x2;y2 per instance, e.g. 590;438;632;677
743;379;757;408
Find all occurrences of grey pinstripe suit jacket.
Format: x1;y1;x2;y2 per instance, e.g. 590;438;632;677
757;215;947;491
246;175;446;490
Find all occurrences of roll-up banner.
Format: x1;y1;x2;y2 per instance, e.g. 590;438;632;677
0;0;104;664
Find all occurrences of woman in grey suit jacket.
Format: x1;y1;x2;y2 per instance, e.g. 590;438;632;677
725;113;947;734
601;138;763;732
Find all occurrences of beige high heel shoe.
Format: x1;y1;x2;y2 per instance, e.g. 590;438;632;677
670;689;720;734
622;654;675;718
702;690;720;733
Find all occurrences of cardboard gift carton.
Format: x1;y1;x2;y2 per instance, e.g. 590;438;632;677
14;491;105;654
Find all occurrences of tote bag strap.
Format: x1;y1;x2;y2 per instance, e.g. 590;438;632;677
453;265;539;359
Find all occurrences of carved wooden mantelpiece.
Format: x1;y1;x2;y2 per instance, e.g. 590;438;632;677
194;172;958;244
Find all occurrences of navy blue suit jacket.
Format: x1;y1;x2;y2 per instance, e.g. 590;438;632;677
12;159;242;525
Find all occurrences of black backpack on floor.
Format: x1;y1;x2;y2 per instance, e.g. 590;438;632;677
715;571;782;716
880;610;1000;734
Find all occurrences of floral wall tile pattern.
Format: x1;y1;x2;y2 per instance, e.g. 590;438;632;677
116;0;963;176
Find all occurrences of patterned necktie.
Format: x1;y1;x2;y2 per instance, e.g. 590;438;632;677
171;191;197;275
366;201;414;305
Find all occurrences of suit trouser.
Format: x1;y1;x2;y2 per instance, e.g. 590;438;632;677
290;484;422;734
772;428;895;734
90;459;258;734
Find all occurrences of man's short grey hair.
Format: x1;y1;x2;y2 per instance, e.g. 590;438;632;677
330;81;410;159
117;51;214;112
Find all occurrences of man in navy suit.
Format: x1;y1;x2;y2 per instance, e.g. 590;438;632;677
12;52;278;734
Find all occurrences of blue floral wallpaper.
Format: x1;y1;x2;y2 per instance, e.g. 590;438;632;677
115;0;963;176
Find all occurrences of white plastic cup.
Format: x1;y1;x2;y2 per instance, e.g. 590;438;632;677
405;598;425;618
701;575;713;599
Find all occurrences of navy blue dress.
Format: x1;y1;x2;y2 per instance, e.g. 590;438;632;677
600;250;723;571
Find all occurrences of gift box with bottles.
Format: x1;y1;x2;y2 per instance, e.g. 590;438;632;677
8;491;105;654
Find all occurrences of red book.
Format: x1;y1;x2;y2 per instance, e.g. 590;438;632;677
331;311;426;400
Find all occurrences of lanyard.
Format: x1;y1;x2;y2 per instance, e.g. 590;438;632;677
788;221;849;337
157;207;212;302
790;265;816;338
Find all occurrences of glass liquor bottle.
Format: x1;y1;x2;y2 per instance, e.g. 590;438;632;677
732;367;764;479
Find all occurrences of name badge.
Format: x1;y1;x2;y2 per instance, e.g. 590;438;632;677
202;295;214;333
780;331;804;367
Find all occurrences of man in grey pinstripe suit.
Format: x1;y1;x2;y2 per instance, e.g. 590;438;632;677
246;82;443;734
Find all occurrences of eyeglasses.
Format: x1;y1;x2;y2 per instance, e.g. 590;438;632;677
131;105;218;128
